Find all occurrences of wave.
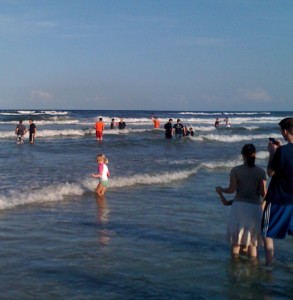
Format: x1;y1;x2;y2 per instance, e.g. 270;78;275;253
193;126;216;132
178;111;271;116
223;112;271;115
0;110;69;116
242;126;260;131
0;167;201;210
0;153;271;210
256;151;269;160
0;129;89;139
179;112;222;116
191;133;281;143
0;128;158;139
83;167;201;191
199;153;267;169
201;159;241;169
0;119;79;125
0;182;84;210
37;129;88;137
0;112;285;130
42;111;68;115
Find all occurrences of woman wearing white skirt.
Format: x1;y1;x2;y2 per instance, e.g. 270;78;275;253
216;144;267;259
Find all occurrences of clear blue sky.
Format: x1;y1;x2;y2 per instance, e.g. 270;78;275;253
0;0;292;111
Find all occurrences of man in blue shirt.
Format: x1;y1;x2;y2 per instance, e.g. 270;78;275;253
262;117;293;264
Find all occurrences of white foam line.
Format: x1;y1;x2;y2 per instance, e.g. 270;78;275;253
0;154;270;211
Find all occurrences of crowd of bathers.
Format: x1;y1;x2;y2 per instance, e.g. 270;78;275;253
163;118;194;139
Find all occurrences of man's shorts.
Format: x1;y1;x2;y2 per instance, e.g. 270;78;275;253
262;203;293;238
96;131;103;139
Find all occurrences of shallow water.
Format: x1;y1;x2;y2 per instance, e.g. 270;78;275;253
0;110;293;299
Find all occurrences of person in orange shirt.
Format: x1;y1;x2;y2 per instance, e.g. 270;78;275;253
94;117;105;141
152;116;160;129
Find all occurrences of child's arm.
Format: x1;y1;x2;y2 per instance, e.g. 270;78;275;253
91;173;101;178
91;164;103;178
215;187;233;206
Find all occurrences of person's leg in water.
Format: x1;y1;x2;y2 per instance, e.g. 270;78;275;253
96;182;106;197
231;243;241;261
247;245;257;258
264;237;274;265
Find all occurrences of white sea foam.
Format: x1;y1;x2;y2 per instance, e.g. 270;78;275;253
0;129;88;139
17;110;39;115
0;119;79;125
179;112;222;116
192;126;216;132
42;111;68;115
16;110;69;116
0;131;15;138
37;129;87;137
0;167;201;210
0;110;70;116
38;120;79;125
0;182;84;210
193;133;281;143
83;167;200;191
0;112;22;116
0;153;272;211
201;159;241;169
223;112;270;115
243;126;259;130
257;151;269;160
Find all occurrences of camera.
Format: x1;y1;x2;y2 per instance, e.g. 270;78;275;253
269;137;277;144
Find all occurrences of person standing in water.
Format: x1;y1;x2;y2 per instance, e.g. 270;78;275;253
15;120;27;143
216;144;267;260
152;116;160;129
110;118;116;129
94;117;105;141
164;119;173;139
118;118;126;130
262;117;293;265
91;154;110;198
28;119;37;144
173;119;185;139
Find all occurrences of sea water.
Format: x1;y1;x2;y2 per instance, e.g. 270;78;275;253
0;110;293;299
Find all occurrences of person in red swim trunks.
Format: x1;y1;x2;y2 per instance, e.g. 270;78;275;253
94;117;105;141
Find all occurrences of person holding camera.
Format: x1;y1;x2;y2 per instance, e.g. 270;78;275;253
262;117;293;265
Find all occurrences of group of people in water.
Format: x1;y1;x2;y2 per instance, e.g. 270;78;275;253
93;116;293;266
216;117;293;265
94;115;195;142
15;119;37;144
214;117;231;128
163;118;194;139
14;114;293;266
94;117;127;141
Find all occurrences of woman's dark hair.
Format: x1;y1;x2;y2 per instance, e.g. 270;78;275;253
241;144;256;167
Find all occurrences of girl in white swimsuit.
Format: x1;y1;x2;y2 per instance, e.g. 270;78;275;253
91;154;110;197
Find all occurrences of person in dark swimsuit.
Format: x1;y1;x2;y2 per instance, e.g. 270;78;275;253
29;119;37;144
164;119;173;139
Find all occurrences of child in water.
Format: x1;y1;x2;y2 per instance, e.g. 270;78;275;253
91;154;110;197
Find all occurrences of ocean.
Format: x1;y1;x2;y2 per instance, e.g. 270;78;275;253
0;110;292;299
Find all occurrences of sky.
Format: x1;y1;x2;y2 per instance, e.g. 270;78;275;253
0;0;292;111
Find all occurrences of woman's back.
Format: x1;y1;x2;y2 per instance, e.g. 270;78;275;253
231;164;266;204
